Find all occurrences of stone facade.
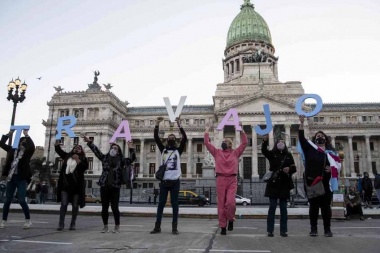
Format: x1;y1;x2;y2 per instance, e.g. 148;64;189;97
41;1;380;190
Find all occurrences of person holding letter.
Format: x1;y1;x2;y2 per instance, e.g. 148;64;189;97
54;141;88;231
83;136;135;233
150;117;187;235
204;122;247;235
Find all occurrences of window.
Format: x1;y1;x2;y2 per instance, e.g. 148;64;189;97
372;162;376;172
185;119;189;125
248;138;253;147
353;142;358;151
150;145;156;152
73;137;79;145
370;142;374;151
197;144;203;153
59;109;69;117
135;120;139;126
313;117;324;123
134;163;139;176
149;163;155;175
87;108;99;118
181;163;187;176
362;115;373;122
329;117;341;123
200;119;205;125
235;59;240;72
291;137;297;147
135;144;141;153
194;119;199;125
73;109;84;118
150;120;154;125
88;157;93;172
87;180;92;189
55;157;63;172
362;116;367;122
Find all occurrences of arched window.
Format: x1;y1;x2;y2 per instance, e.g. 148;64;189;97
231;61;234;73
235;59;240;72
226;63;230;75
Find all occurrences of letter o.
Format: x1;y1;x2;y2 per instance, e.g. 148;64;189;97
295;94;323;117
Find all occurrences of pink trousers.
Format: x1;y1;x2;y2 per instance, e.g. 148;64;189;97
216;176;237;228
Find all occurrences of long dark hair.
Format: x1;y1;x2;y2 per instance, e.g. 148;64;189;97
271;138;289;154
311;131;335;151
69;145;86;158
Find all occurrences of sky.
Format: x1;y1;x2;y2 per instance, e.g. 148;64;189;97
0;0;379;147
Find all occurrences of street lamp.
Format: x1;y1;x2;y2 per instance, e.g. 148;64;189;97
6;77;28;145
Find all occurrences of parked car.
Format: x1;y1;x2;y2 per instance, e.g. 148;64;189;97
235;194;251;206
85;194;101;203
178;190;209;206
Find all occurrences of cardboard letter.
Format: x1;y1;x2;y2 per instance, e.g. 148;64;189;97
109;120;132;143
55;116;77;139
163;96;187;122
10;125;30;149
295;94;323;117
216;108;242;131
254;104;273;135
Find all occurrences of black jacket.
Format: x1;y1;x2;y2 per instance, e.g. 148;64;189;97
55;145;88;208
262;140;296;199
0;134;35;183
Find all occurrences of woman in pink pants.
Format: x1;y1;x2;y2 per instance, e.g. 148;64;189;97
204;123;247;235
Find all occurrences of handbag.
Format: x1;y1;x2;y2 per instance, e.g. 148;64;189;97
263;154;287;183
305;155;326;199
155;150;174;181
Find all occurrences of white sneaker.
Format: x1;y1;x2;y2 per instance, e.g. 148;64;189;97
112;225;120;233
101;225;109;233
0;220;6;229
23;219;32;229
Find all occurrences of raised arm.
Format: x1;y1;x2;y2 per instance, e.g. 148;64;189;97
177;118;187;155
82;135;105;161
54;140;69;159
126;141;137;165
204;124;218;157
153;117;165;152
235;124;248;157
261;135;273;160
298;115;312;152
0;130;14;152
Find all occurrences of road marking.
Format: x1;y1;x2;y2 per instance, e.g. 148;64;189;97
14;240;73;245
189;250;270;252
211;227;258;229
334;227;380;229
120;225;143;227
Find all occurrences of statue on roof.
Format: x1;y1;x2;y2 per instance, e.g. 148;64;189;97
87;70;101;91
53;85;64;93
103;83;113;91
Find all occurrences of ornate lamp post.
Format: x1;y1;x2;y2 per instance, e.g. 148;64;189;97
6;77;28;145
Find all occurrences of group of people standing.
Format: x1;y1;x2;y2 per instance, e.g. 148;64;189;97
1;114;378;239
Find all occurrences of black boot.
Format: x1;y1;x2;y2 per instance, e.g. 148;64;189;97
69;221;76;231
228;221;233;231
57;222;64;231
172;222;179;235
309;225;318;237
220;227;227;235
150;222;161;234
324;227;333;237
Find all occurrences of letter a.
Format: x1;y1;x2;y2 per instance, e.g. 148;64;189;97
163;96;187;122
109;120;132;143
55;116;77;139
254;104;273;135
216;108;242;131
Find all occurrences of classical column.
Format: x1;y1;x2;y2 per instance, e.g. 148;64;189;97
139;138;145;177
330;135;336;148
348;135;355;177
187;137;193;178
252;128;259;177
365;135;373;177
285;124;291;147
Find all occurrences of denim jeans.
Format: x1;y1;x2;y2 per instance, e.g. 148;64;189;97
2;174;30;220
156;180;180;223
59;191;79;226
267;197;288;233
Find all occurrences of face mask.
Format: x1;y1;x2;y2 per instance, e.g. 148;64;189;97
277;142;285;150
109;149;118;157
167;139;175;146
315;137;326;144
221;142;228;150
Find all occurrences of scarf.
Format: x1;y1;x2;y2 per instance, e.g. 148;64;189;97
299;140;341;191
66;158;77;174
7;148;25;182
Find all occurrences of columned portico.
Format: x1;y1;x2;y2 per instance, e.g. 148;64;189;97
348;135;356;177
187;137;193;177
365;135;373;177
139;138;145;176
251;127;259;177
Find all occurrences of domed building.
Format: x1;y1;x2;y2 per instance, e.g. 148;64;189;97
42;0;380;201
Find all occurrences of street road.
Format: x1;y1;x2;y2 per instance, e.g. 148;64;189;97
0;213;378;253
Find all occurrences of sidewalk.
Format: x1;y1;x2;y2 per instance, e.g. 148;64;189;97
2;204;380;219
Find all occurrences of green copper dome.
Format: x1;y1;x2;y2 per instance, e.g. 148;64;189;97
226;0;272;48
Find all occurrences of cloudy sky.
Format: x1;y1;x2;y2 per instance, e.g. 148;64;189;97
0;0;379;146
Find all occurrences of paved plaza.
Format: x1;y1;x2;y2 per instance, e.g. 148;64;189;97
0;204;379;253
